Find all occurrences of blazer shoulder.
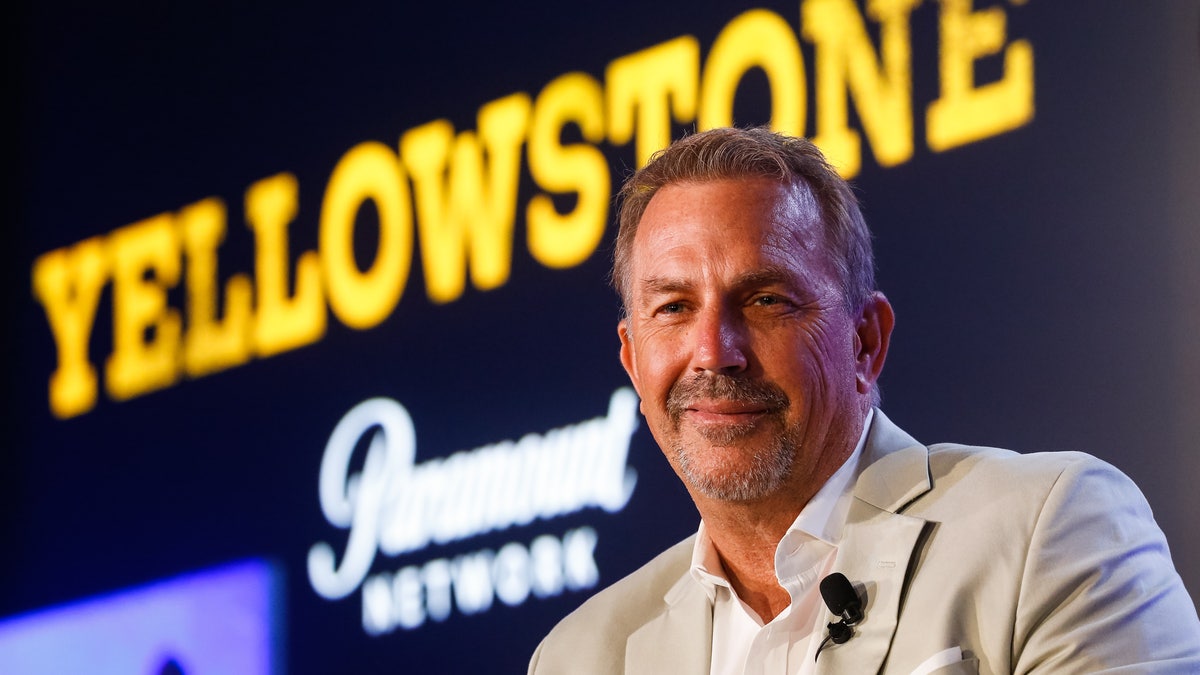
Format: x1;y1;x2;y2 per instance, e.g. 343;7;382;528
901;443;1150;542
923;443;1125;496
530;536;696;674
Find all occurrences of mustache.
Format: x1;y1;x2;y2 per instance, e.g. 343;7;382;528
666;374;789;418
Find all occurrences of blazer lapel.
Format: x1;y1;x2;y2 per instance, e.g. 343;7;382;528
817;500;929;673
816;410;934;674
625;574;713;675
622;411;932;675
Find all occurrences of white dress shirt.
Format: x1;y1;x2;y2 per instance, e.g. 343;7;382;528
689;410;873;675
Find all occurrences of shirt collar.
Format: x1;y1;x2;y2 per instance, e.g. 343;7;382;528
790;408;873;546
689;409;875;592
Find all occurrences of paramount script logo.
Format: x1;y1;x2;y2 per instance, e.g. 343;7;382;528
307;388;640;632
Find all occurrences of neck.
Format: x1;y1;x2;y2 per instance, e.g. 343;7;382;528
693;406;867;622
698;492;807;622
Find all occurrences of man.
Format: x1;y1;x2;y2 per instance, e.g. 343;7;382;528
528;127;1200;674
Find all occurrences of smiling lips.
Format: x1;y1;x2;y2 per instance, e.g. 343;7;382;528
684;400;772;424
665;373;790;428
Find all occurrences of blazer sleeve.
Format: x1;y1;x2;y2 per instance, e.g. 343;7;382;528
1011;453;1200;673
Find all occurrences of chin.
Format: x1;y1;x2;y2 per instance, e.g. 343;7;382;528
675;444;793;502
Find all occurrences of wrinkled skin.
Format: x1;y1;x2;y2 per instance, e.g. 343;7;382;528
618;178;892;508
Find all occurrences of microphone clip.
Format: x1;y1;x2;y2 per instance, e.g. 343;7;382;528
815;573;865;660
825;607;862;645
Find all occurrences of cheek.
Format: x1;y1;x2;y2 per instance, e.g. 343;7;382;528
804;326;860;393
637;359;675;405
771;323;853;390
633;337;684;403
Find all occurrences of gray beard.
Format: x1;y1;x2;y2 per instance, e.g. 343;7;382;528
666;373;797;501
673;424;799;501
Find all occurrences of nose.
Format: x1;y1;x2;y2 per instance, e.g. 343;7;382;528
689;305;748;374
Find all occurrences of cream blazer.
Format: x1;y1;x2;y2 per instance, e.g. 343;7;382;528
528;410;1200;674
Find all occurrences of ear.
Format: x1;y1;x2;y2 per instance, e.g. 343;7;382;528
853;292;895;395
618;320;642;396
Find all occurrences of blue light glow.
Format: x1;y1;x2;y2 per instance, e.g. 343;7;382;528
0;559;282;675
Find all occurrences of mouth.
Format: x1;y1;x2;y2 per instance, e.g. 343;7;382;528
683;400;774;425
665;373;789;432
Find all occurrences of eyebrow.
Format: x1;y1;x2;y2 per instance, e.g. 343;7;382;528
637;277;693;297
635;266;797;298
730;267;793;290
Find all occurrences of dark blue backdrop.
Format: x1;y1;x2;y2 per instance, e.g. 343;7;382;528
6;2;1199;673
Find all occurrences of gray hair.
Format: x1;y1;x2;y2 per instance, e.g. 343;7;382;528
612;127;876;315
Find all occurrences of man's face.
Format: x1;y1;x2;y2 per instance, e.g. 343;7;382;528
618;178;881;503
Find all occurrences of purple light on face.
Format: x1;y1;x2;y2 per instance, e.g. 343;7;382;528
0;559;282;675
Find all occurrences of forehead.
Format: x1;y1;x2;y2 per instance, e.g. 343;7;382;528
630;178;826;276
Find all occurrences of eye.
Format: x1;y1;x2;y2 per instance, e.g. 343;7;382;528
658;301;685;314
748;293;799;314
